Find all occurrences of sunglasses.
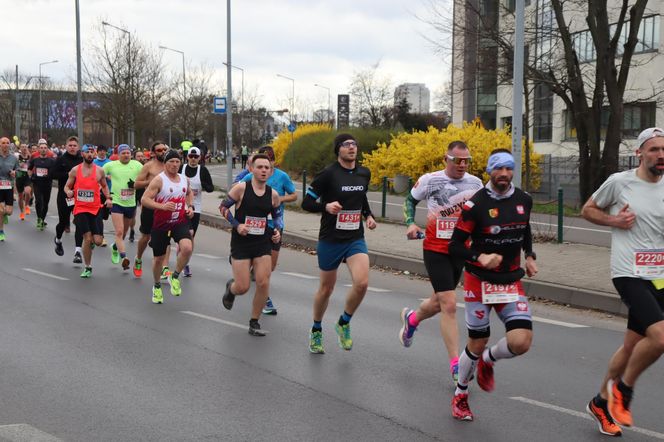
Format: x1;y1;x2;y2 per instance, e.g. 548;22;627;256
154;149;166;153
188;154;200;158
446;154;472;165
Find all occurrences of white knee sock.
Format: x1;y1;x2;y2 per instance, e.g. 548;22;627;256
455;347;479;395
483;337;516;363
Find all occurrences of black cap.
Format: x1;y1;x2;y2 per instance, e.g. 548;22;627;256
334;133;355;156
164;149;181;163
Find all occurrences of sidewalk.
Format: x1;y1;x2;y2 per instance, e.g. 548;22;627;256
199;191;626;316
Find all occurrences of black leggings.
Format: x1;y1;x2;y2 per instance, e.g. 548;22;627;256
56;190;83;247
32;181;52;220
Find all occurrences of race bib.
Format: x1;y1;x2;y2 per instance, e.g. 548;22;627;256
66;197;75;206
76;189;94;203
19;163;28;172
336;210;361;230
634;249;664;278
120;188;135;201
36;167;48;177
245;216;266;235
436;217;457;239
481;282;520;304
0;179;11;190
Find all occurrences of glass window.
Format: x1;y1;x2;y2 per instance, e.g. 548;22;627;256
533;83;553;142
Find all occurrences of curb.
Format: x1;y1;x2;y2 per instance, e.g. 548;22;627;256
199;212;625;316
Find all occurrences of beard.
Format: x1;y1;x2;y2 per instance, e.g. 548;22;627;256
648;164;664;176
491;176;511;191
84;156;94;164
156;154;165;162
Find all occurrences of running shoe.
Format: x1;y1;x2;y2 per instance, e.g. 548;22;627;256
262;297;277;315
222;278;235;310
80;267;92;278
476;357;495;392
73;251;83;264
111;243;120;264
183;264;192;277
36;218;44;231
608;379;633;427
161;266;171;280
25;206;30;215
334;322;353;351
399;308;417;347
451;394;473;421
309;330;325;354
152;286;163;304
587;398;622;436
0;232;5;242
54;237;64;256
3;214;8;224
133;258;143;278
168;273;182;296
121;257;130;270
128;229;135;243
248;319;266;337
19;212;24;221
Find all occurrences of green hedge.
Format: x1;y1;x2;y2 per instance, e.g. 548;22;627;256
280;128;392;177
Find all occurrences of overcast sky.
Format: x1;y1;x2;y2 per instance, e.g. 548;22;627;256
3;0;451;115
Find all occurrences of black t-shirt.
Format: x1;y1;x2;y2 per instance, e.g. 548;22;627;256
28;156;56;182
450;186;533;283
305;162;372;243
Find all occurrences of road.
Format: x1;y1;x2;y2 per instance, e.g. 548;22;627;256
207;165;611;247
0;211;661;441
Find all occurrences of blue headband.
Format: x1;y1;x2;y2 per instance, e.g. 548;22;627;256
118;144;131;154
81;144;94;153
486;152;515;173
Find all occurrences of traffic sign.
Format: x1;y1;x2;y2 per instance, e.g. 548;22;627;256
288;123;297;133
213;97;227;114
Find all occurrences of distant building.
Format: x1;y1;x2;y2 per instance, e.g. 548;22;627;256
394;83;430;114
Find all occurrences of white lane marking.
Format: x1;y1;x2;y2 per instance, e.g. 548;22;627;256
453;302;587;328
180;311;268;333
0;423;62;441
510;396;664;440
22;268;69;281
343;284;391;293
281;272;318;280
194;253;222;259
531;221;610;234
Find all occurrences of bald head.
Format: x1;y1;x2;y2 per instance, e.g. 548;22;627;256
0;137;10;154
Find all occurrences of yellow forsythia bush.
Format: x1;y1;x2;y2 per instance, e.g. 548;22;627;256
362;121;541;188
272;123;333;164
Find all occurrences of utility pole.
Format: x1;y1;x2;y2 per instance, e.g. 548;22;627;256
511;0;525;188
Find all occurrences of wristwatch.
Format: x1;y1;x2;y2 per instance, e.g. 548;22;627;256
525;252;537;260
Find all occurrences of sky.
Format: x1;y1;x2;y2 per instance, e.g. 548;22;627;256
3;0;452;116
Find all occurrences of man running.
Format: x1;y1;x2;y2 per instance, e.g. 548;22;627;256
178;146;214;277
103;144;142;270
63;145;112;278
94;145;112;246
219;154;283;336
15;143;33;221
141;150;194;304
582;127;664;436
400;141;483;382
134;141;168;278
0;137;18;241
28;141;56;230
447;149;537;421
241;145;297;315
301;134;377;353
52;136;84;262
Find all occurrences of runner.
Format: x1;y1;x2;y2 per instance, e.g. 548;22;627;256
63;145;112;278
28;141;56;230
219;154;283;336
301;134;377;353
241;145;297;315
94;145;112;246
447;149;537;421
15;143;33;221
133;141;169;278
582;127;664;436
0;137;18;241
52;136;84;262
141;150;194;304
129;149;148;242
178;146;214;277
400;140;482;382
102;144;142;270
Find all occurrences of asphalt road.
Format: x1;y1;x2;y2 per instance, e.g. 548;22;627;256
0;213;659;441
207;165;611;247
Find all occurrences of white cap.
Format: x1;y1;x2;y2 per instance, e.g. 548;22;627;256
38;138;48;145
636;127;664;148
188;147;201;156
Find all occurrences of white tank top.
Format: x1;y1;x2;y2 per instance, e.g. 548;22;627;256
186;165;202;213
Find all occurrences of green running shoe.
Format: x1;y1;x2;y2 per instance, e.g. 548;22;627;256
152;286;163;304
111;243;120;264
0;231;5;242
168;274;181;296
37;218;44;231
80;267;92;278
335;322;353;351
309;330;325;354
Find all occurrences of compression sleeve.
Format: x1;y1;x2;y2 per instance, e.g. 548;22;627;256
200;167;215;192
404;193;419;225
219;197;240;228
272;206;284;230
362;194;373;219
302;188;324;213
448;228;480;262
522;223;533;255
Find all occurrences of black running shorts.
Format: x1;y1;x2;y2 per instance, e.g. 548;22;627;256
139;207;154;235
613;277;664;336
149;223;192;257
0;189;13;206
74;211;103;236
423;249;464;292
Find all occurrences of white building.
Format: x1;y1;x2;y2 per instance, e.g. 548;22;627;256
394;83;431;114
451;0;664;156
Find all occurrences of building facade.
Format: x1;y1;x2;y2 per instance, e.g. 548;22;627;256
394;83;431;114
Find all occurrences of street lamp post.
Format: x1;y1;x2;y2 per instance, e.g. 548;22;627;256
39;60;58;138
225;0;234;190
314;83;331;124
276;73;295;140
223;62;244;143
102;20;132;145
159;45;187;138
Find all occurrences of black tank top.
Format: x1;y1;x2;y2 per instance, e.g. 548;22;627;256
231;181;273;247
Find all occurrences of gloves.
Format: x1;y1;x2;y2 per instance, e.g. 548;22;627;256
127;179;135;189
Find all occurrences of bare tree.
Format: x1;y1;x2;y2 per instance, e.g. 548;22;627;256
349;62;394;128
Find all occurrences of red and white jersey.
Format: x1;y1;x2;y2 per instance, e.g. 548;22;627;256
152;171;189;230
411;170;482;254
